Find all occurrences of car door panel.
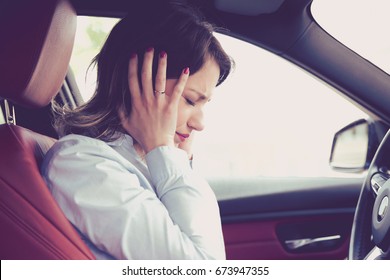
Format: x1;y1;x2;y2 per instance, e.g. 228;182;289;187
210;177;363;259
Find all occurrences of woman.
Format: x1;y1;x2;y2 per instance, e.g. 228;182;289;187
41;0;232;259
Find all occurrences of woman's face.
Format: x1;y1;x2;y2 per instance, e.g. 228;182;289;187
166;58;220;146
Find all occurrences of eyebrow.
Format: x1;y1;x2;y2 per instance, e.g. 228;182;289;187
186;88;208;101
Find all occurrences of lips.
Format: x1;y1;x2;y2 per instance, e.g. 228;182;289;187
176;132;189;141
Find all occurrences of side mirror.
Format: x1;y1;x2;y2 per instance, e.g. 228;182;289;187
329;119;380;173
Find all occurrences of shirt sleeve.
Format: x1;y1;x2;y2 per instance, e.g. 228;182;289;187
41;137;225;260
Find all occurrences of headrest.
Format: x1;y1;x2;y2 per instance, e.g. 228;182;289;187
0;0;76;108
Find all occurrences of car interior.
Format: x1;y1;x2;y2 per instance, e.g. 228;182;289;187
1;0;390;260
0;0;94;259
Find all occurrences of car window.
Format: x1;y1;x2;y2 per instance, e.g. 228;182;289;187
70;16;367;179
70;16;120;101
0;106;5;124
192;34;367;178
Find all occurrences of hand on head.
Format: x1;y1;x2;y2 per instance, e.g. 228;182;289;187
120;48;190;154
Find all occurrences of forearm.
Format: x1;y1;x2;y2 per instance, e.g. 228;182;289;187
146;146;225;259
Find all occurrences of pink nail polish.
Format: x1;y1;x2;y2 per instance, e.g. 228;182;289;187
159;51;167;58
130;52;137;59
146;47;154;52
183;67;189;74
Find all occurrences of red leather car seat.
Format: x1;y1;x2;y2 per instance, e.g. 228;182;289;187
0;0;95;259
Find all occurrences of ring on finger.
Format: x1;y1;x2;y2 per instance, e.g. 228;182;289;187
154;90;165;95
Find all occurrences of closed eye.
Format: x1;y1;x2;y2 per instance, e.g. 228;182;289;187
184;97;195;106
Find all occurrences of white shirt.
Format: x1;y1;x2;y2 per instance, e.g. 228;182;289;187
41;133;225;260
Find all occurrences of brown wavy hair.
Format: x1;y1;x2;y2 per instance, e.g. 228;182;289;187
53;0;233;141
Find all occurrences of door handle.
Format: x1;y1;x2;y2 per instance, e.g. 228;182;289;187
285;235;341;250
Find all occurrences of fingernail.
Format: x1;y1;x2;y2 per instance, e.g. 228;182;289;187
159;51;167;58
183;67;189;74
130;52;137;59
146;47;154;52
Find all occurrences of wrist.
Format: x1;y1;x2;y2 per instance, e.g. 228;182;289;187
144;140;174;154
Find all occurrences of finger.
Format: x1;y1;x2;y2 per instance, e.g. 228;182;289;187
155;51;167;97
141;47;154;99
171;67;190;104
128;53;141;101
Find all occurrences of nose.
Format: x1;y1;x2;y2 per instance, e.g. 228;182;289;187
188;107;205;132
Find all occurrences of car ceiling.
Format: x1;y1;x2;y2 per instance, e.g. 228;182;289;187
70;0;390;125
71;0;311;53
